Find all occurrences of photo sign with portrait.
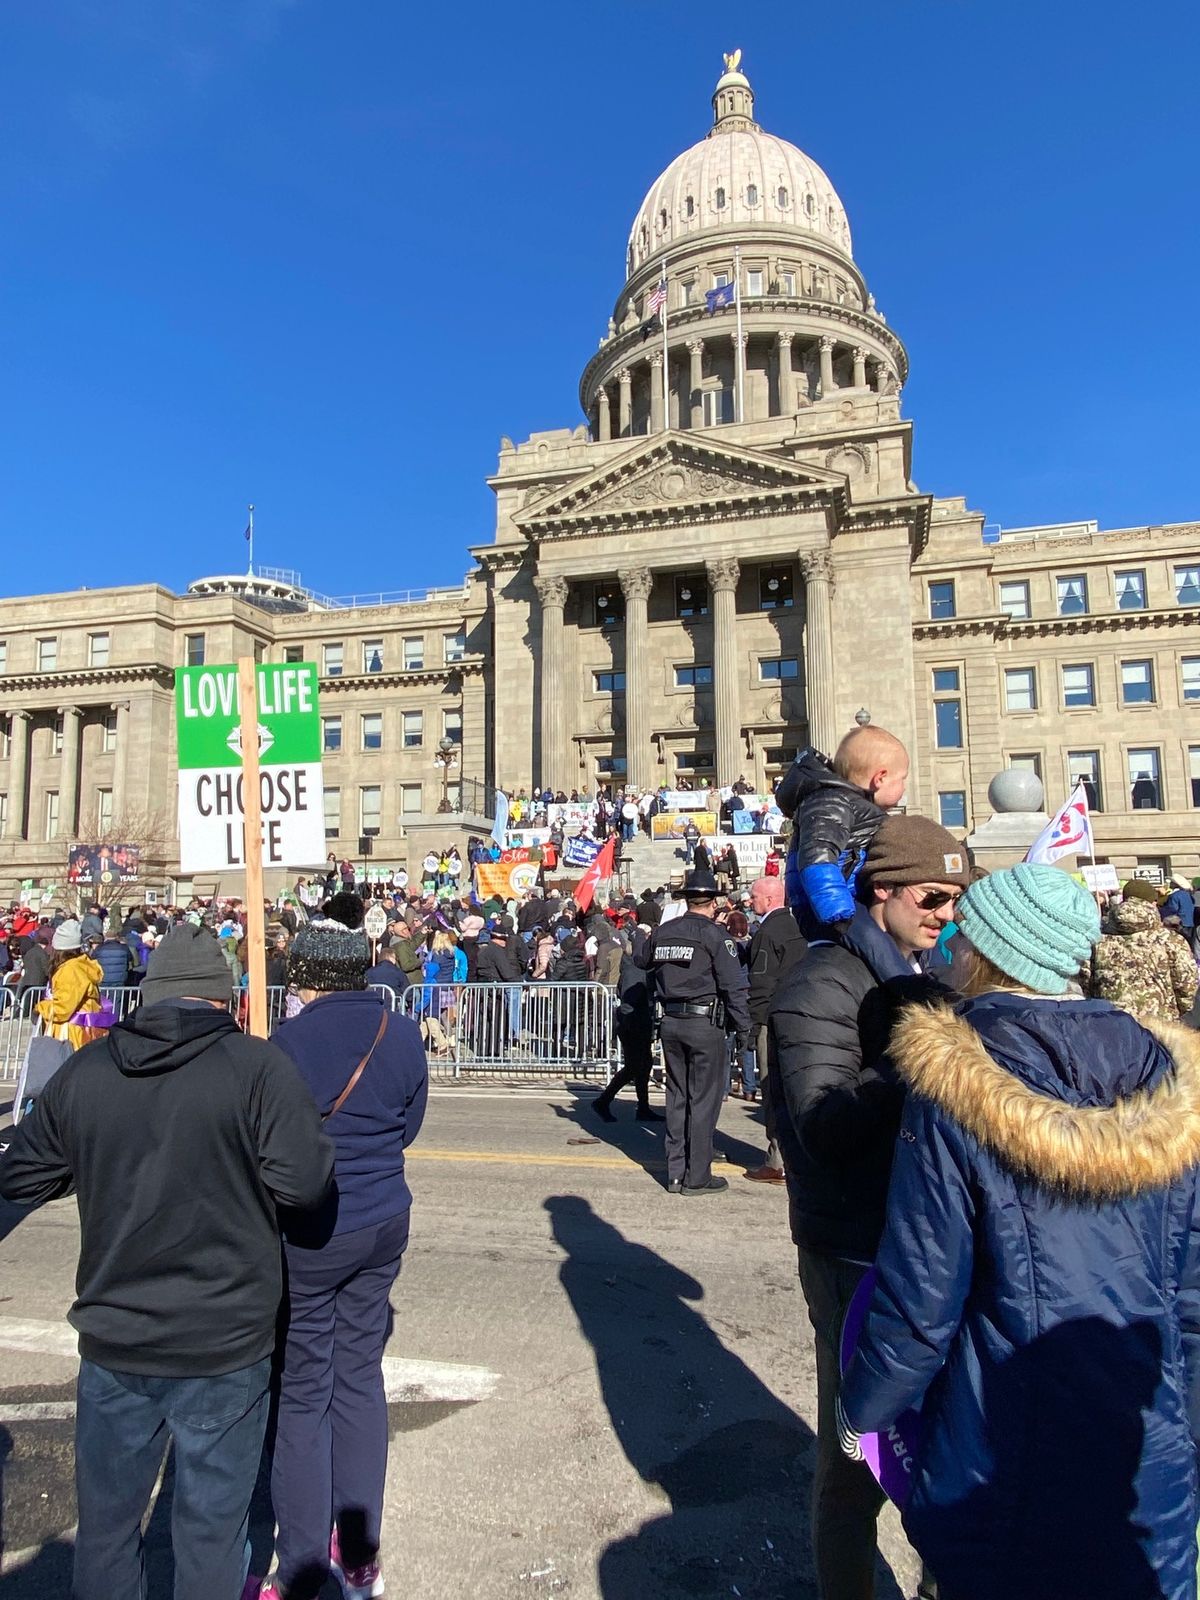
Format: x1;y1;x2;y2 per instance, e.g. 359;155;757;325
67;843;142;886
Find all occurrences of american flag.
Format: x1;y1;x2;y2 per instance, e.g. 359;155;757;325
646;280;667;316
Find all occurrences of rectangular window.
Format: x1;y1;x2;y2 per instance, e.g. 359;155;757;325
38;637;58;672
596;755;629;777
253;640;265;664
933;666;963;749
443;632;466;664
1189;746;1200;808
361;713;383;751
1068;750;1103;812
759;566;793;609
402;636;424;670
88;632;110;668
184;634;204;668
96;788;113;835
675;751;714;772
321;715;342;753
998;580;1030;620
102;712;117;752
701;388;734;427
359;785;382;836
932;668;960;693
1004;668;1037;712
402;710;423;749
593;671;626;693
593;586;625;629
1121;659;1155;705
1062;663;1095;708
713;272;730;289
1128;748;1162;810
675;573;708;617
0;640;7;673
780;270;796;295
1009;752;1043;779
442;709;463;744
759;657;799;681
1056;574;1088;616
1175;564;1200;605
746;268;764;296
1183;657;1200;702
284;645;303;663
674;663;713;687
0;717;8;759
52;714;63;754
681;280;694;306
1114;569;1146;611
928;580;956;620
938;791;967;829
323;786;340;839
45;790;59;839
323;642;343;678
400;783;422;816
0;793;6;834
362;639;384;674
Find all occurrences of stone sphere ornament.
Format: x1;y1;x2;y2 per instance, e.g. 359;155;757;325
988;768;1044;815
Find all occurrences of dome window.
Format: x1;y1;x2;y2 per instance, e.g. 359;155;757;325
746;183;758;206
627;244;635;275
827;205;837;228
778;185;789;207
659;207;668;232
715;186;726;210
640;224;648;251
805;193;816;218
685;195;695;218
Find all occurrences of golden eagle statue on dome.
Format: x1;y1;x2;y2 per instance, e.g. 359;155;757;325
723;48;742;72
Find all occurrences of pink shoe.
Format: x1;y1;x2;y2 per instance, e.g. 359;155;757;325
243;1581;284;1600
330;1525;385;1599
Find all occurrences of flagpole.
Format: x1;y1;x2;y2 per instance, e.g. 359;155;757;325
734;244;745;424
247;503;255;576
661;261;670;431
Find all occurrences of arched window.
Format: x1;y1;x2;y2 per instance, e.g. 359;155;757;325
715;186;726;210
805;192;816;218
685;194;695;218
746;183;758;206
777;185;789;207
640;224;648;250
627;245;635;275
828;205;837;229
659;207;667;231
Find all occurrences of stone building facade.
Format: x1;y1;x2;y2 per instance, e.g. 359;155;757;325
0;55;1196;894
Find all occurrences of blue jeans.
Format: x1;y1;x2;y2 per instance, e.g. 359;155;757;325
73;1355;272;1600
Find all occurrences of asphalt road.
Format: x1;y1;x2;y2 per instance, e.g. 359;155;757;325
0;1084;922;1599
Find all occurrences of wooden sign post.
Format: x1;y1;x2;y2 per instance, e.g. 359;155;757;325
237;657;268;1038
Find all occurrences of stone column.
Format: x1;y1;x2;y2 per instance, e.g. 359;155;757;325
649;352;665;433
801;550;839;754
776;331;794;416
4;711;31;840
534;575;569;793
687;340;704;428
705;558;742;785
871;359;890;394
111;700;131;826
818;336;835;396
597;387;611;442
57;705;83;837
618;568;653;790
617;369;632;437
851;346;867;388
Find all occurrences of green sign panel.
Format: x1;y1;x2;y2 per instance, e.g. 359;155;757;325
175;664;321;768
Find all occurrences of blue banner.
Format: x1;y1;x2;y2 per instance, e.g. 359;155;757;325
563;835;601;867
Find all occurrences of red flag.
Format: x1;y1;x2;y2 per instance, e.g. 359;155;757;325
574;834;617;913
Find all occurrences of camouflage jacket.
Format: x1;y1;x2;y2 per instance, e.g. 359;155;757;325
1084;899;1198;1022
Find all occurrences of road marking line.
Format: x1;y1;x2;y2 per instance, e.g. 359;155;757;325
407;1147;743;1175
0;1320;499;1405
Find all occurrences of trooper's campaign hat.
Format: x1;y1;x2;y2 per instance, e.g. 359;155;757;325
680;867;721;898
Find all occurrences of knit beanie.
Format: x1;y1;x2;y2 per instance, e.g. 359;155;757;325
957;863;1099;995
51;919;83;951
287;915;370;992
1121;878;1159;904
140;925;235;1005
860;816;971;891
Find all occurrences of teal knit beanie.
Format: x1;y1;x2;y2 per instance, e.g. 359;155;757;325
957;863;1099;995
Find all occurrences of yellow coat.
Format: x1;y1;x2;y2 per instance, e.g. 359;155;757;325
36;955;108;1051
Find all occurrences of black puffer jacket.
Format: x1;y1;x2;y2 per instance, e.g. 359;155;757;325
775;748;884;870
770;939;940;1259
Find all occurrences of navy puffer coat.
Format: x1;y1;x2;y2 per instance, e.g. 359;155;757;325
842;993;1200;1600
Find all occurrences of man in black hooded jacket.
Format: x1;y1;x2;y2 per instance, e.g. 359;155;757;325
0;924;333;1600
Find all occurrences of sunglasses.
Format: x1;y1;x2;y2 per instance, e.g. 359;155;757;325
903;886;962;912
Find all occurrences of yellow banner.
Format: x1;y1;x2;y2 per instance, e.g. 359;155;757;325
474;859;542;900
651;811;718;840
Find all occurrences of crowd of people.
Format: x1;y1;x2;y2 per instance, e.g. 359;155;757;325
2;719;1200;1598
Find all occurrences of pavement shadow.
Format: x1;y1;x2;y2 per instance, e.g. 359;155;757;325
546;1195;906;1600
551;1087;671;1187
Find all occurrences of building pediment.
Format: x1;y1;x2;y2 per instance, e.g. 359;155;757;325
517;434;850;538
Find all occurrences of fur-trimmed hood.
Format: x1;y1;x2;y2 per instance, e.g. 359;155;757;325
891;999;1200;1201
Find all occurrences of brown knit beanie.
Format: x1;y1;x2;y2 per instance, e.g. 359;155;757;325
860;815;971;890
1120;878;1159;904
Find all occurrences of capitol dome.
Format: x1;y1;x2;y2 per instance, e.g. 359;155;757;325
626;53;852;278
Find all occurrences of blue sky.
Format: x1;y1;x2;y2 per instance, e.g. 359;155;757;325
3;1;1197;600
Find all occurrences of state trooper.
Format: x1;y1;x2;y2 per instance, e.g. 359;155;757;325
640;867;751;1194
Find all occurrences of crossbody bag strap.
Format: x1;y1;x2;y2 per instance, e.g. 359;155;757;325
323;1009;388;1121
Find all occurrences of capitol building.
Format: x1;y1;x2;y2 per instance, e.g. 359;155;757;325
0;55;1197;894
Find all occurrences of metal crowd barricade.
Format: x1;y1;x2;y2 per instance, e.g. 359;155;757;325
0;982;400;1091
398;981;619;1080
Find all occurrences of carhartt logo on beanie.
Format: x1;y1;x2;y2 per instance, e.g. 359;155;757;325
957;863;1099;995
